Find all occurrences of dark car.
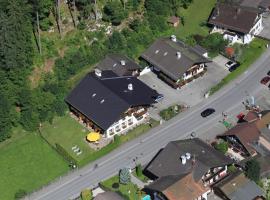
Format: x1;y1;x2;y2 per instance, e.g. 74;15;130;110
267;70;270;76
201;108;215;117
154;94;164;102
228;63;240;72
261;76;270;85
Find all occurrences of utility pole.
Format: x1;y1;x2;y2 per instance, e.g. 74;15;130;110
36;11;42;55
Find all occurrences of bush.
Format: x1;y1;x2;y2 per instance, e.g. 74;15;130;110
214;140;228;154
136;164;143;177
112;182;119;189
245;159;260;182
81;189;92;200
160;105;182;121
14;189;27;199
200;33;228;57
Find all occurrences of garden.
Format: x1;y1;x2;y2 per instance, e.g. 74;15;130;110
41;115;159;167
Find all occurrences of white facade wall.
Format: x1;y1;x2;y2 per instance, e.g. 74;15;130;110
182;64;205;81
212;15;263;44
105;111;149;138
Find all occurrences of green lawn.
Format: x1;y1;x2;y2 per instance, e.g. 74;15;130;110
0;132;69;200
210;38;268;94
100;175;142;200
41;115;159;167
171;0;216;39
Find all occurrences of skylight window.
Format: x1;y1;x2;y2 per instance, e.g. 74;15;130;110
113;63;117;67
100;99;105;104
92;93;96;98
164;52;168;56
155;50;159;54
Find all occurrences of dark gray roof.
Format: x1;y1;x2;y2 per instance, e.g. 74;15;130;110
141;38;210;81
94;191;124;200
208;4;260;34
215;172;264;200
240;0;270;9
145;138;233;181
259;0;270;9
65;71;158;130
96;54;140;76
191;45;208;56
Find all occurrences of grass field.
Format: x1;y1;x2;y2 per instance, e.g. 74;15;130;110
41;115;159;167
0;132;69;200
210;38;268;94
171;0;216;39
100;175;142;200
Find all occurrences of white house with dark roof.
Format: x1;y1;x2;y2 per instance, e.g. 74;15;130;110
208;3;263;44
65;70;159;138
141;36;211;89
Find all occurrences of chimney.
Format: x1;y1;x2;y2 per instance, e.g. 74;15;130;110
176;51;181;59
181;155;186;165
128;83;133;91
185;152;191;160
171;35;177;42
120;60;126;66
95;68;102;77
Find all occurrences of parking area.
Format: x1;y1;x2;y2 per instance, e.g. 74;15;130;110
258;15;270;40
139;55;230;114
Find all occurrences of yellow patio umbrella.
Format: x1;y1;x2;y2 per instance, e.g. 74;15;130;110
86;132;100;142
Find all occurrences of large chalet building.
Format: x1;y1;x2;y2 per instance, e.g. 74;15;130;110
141;36;210;89
65;69;158;138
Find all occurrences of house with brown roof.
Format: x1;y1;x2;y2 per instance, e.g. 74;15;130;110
144;138;234;200
208;3;263;44
213;172;265;200
219;110;270;160
141;36;210;89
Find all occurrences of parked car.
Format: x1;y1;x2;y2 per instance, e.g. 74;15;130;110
154;94;164;102
228;63;240;72
225;61;240;72
201;108;215;117
267;70;270;76
260;76;270;85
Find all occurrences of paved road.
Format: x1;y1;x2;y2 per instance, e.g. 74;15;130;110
27;47;270;200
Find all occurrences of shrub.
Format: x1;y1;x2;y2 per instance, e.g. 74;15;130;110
14;189;27;199
112;182;119;189
136;164;143;177
81;189;92;200
245;159;260;182
214;140;228;154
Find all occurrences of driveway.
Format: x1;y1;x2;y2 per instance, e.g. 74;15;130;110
138;55;230;112
258;15;270;40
